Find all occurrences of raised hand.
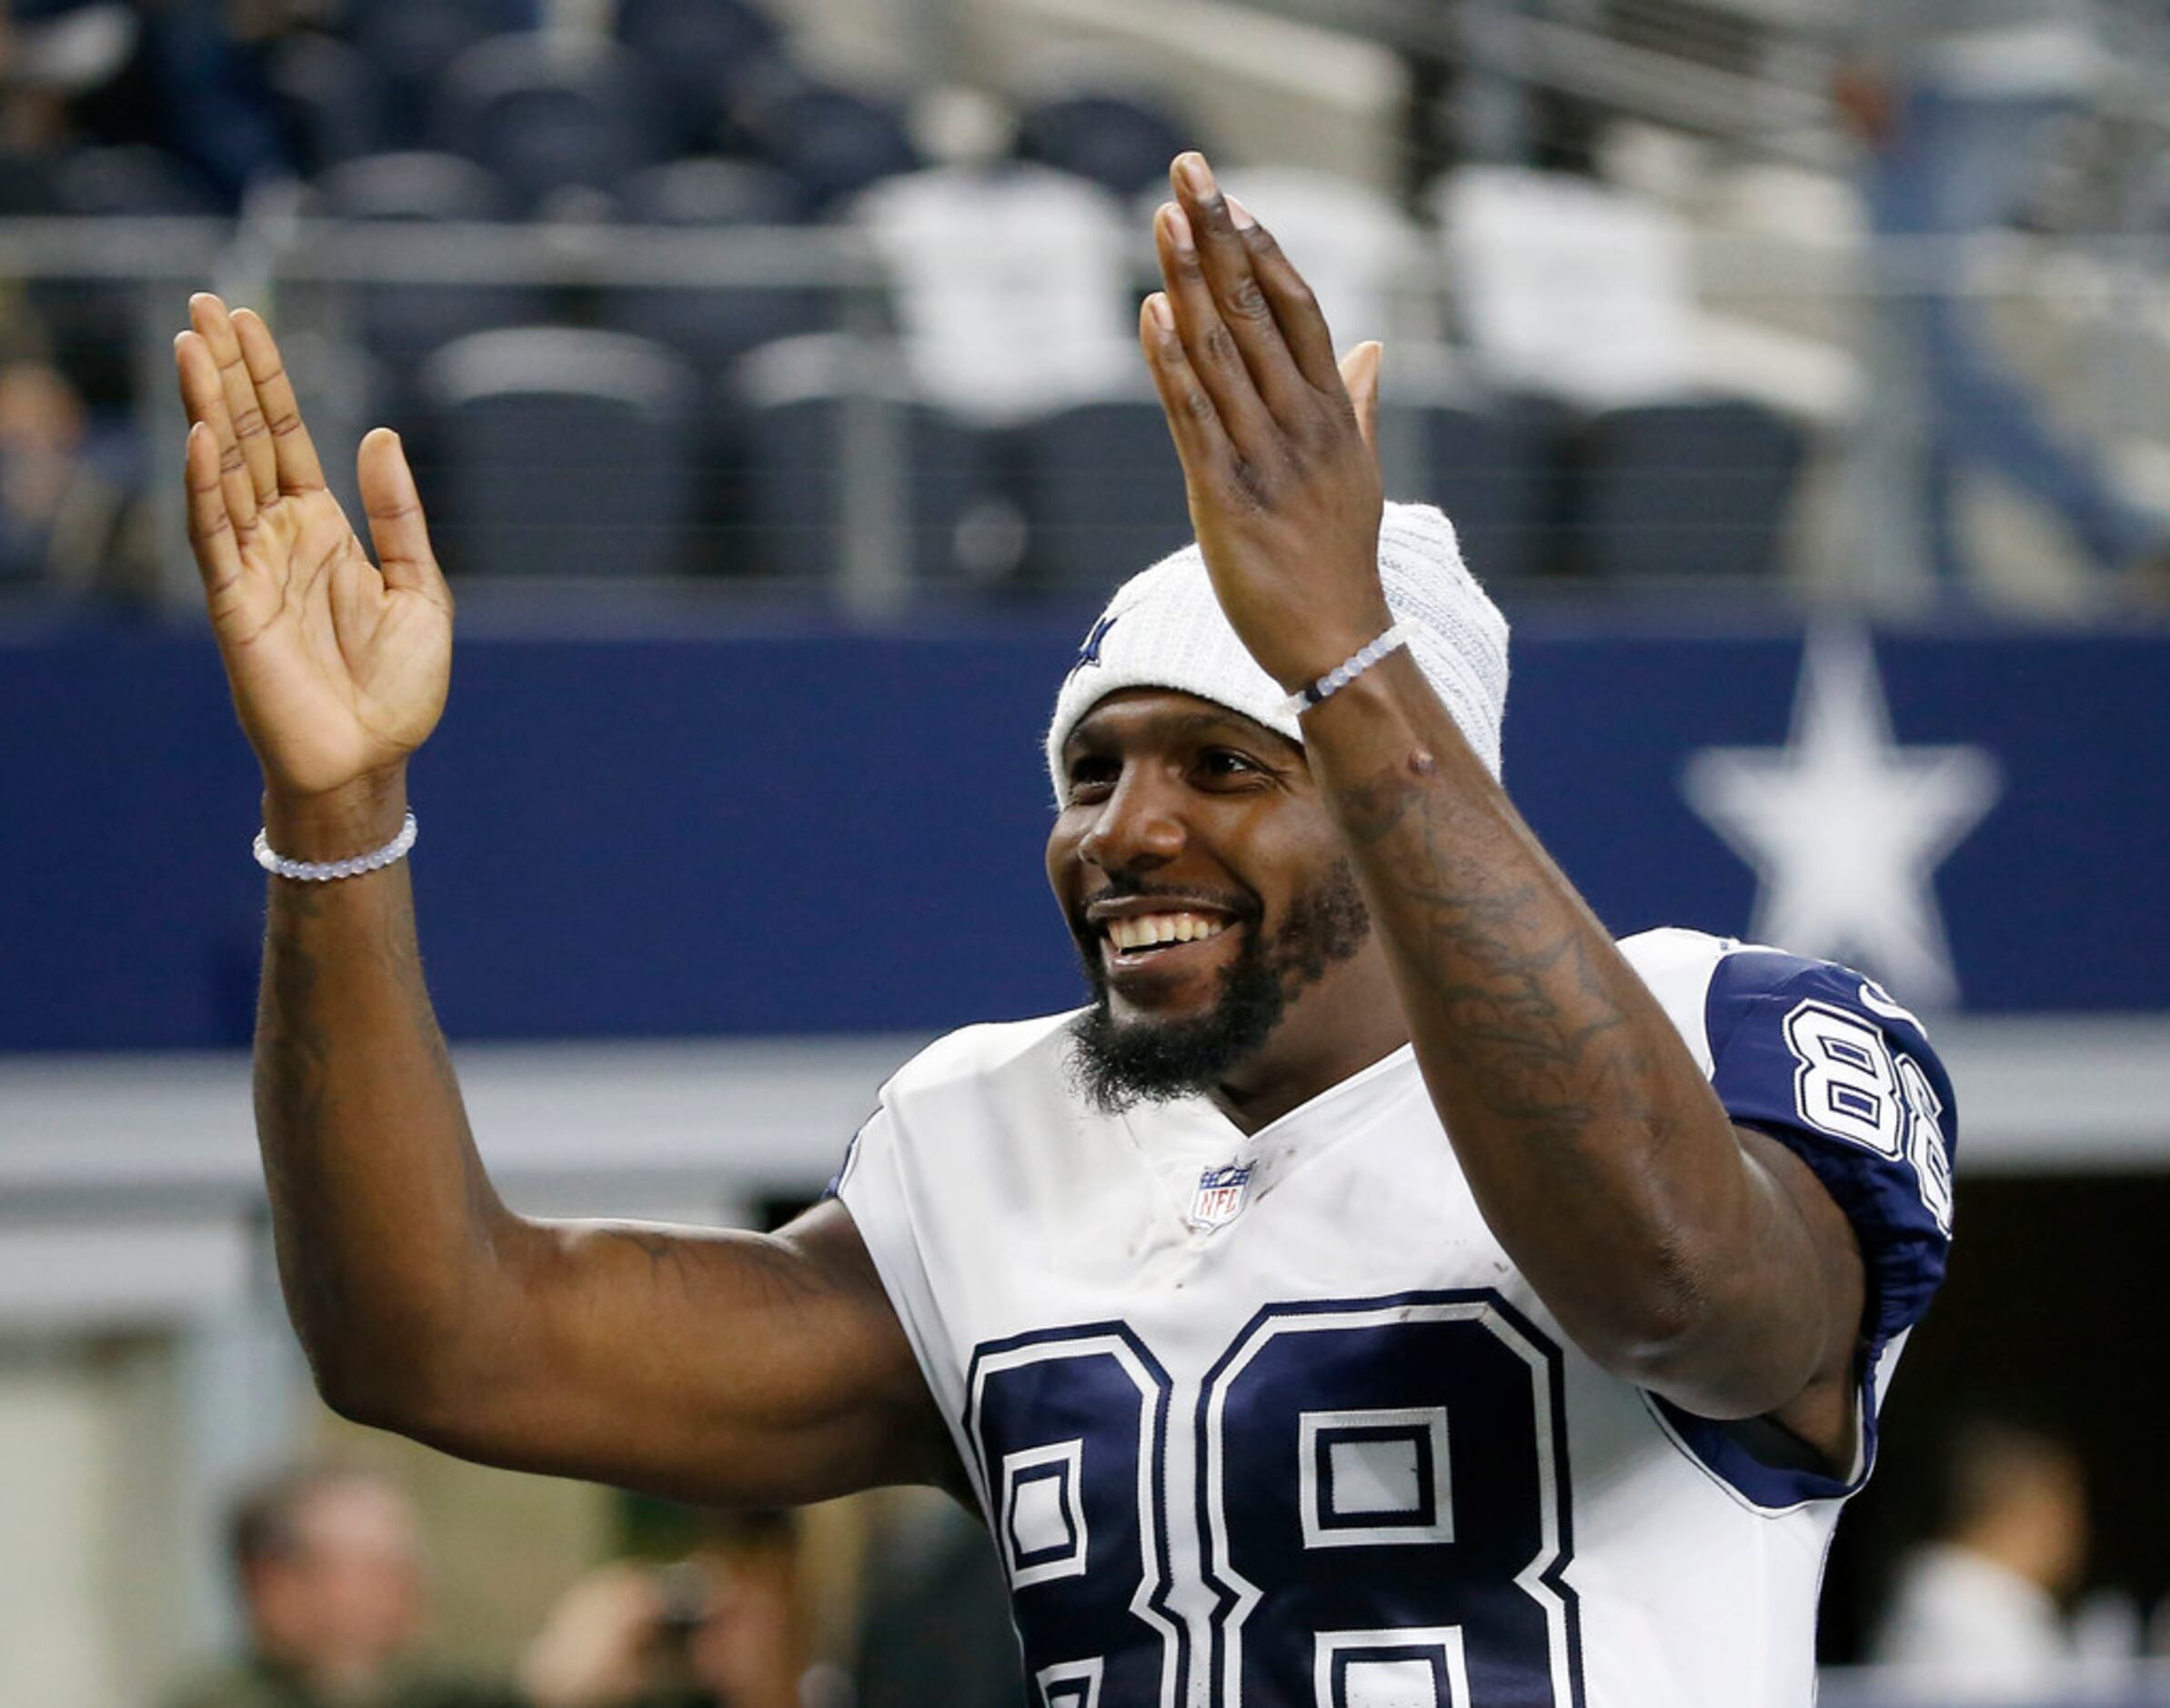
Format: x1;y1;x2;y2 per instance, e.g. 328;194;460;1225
176;295;452;810
1139;153;1389;693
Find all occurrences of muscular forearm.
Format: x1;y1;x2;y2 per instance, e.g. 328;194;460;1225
255;769;512;1421
1303;652;1833;1414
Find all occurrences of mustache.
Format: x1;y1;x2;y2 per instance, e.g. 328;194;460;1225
1069;878;1261;936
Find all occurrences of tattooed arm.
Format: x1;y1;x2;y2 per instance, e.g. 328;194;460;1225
1300;659;1863;1459
1136;157;1864;1463
181;298;949;1504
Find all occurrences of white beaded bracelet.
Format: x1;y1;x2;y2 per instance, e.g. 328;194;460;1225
1281;619;1417;718
253;810;418;882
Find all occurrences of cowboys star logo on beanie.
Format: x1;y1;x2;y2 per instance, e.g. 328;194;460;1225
1046;502;1510;800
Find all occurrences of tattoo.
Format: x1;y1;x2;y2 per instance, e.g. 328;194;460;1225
1334;754;1642;1152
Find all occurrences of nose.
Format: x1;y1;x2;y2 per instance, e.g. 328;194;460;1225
1078;766;1186;874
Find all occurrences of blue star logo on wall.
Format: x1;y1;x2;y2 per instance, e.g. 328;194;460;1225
1681;629;2001;1007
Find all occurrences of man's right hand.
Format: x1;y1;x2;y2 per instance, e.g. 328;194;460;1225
176;294;452;817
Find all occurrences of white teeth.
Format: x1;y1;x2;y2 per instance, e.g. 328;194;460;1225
1107;912;1227;951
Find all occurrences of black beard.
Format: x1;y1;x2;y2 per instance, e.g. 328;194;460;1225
1067;859;1372;1115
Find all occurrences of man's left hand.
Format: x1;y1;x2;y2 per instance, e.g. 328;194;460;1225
1140;151;1389;694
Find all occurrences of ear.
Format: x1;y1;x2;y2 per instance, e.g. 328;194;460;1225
1338;341;1383;456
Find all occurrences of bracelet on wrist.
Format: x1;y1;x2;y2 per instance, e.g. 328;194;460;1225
254;809;417;882
1281;619;1417;718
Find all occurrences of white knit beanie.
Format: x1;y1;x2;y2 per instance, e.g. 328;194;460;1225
1046;502;1509;798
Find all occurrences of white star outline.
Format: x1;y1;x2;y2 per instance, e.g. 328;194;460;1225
1681;629;2002;1008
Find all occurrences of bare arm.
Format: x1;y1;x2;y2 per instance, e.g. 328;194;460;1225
179;297;951;1503
1136;160;1864;1460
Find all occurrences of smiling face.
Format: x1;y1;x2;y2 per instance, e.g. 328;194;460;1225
1046;688;1408;1126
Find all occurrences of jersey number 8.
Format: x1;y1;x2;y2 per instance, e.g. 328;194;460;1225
966;1291;1585;1708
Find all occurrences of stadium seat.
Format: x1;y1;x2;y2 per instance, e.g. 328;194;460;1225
598;159;827;379
38;146;224;410
736;335;1003;583
613;0;784;153
735;77;919;214
304;153;550;410
343;0;534;150
618;156;802;226
1016;87;1194;202
417;327;699;578
853;165;1136;427
430;33;672;216
312;150;517;223
1010;394;1193;587
1432;167;1815;578
1432;166;1703;411
266;33;390;174
1568;399;1807;579
1419;398;1562;583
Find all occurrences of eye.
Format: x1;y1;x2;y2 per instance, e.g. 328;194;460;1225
1065;754;1118;802
1195;748;1265;787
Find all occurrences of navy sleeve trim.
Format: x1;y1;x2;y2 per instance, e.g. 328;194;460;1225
1703;949;1957;1345
1649;949;1958;1511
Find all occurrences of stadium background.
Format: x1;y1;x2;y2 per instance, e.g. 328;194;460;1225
3;0;2168;1702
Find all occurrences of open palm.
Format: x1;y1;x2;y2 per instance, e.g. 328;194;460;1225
176;295;452;799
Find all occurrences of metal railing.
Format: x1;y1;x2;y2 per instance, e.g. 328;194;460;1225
4;202;2167;614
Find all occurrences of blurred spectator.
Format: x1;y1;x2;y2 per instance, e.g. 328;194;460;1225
12;0;297;205
163;1463;520;1708
1869;1420;2090;1696
520;1512;809;1708
1837;0;2167;588
0;355;85;579
852;1496;1025;1708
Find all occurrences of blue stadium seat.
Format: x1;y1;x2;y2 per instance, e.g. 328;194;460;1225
598;160;829;378
417;327;700;578
343;0;534;149
38;146;224;410
1011;397;1192;587
266;33;389;174
734;77;919;214
306;153;551;408
1419;399;1560;583
430;33;672;216
618;155;802;226
613;0;784;152
1569;400;1807;579
736;336;1001;583
1015;88;1195;201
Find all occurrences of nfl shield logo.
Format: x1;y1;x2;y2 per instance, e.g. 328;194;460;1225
1189;1160;1254;1231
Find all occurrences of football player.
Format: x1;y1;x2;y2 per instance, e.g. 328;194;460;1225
175;153;1954;1707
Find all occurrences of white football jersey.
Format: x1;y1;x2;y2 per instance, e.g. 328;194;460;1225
836;928;1957;1708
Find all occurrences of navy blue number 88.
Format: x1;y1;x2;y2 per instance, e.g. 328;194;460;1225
969;1293;1581;1708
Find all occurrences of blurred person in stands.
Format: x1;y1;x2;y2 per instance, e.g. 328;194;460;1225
1869;1419;2089;1695
165;1463;519;1708
519;1513;809;1708
851;1498;1026;1708
0;355;85;580
1835;0;2169;590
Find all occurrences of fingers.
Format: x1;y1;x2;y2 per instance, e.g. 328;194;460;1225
182;421;244;597
1223;195;1343;396
175;327;259;533
232;308;327;496
1154;196;1280;460
358;428;448;603
1140;291;1231;484
1339;341;1383;456
1166;154;1336;422
189;295;279;513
